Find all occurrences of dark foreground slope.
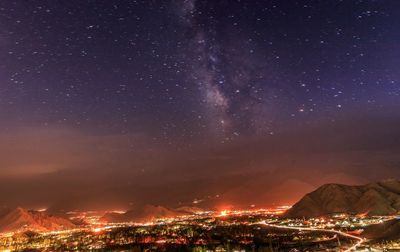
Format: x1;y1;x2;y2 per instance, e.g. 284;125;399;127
362;218;400;241
285;179;400;218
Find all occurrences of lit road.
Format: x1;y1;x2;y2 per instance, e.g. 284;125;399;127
260;221;365;251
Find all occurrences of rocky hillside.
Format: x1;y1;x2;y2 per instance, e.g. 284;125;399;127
284;179;400;218
0;207;75;233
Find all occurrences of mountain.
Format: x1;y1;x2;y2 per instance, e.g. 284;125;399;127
101;205;196;223
284;179;400;218
175;206;204;214
0;207;75;233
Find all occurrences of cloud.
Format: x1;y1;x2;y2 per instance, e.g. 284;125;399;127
0;125;153;177
1;112;400;210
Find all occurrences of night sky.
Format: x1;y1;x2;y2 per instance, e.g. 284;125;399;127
1;0;400;210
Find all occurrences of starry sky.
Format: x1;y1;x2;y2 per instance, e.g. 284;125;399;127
1;0;400;210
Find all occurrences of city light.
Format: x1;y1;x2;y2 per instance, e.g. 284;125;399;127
0;206;391;251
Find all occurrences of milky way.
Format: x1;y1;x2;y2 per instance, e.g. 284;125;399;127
1;0;400;144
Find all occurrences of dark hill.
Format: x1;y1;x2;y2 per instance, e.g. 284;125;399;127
285;179;400;218
0;207;75;233
362;218;400;241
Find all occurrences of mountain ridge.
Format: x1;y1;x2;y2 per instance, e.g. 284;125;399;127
100;204;201;223
285;179;400;218
0;207;75;233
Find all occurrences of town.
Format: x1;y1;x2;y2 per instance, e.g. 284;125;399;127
0;207;393;251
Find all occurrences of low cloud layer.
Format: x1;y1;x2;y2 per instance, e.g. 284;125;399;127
1;112;400;211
